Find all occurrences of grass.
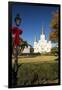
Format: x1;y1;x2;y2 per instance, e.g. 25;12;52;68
19;55;58;63
12;55;58;64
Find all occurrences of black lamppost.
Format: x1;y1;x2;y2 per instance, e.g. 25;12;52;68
12;14;23;87
14;14;22;72
15;14;22;26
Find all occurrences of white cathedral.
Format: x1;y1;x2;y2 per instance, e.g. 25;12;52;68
34;27;52;53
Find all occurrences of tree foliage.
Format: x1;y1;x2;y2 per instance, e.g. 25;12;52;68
49;11;59;43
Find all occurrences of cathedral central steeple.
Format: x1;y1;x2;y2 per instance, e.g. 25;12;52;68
41;26;44;34
34;35;37;42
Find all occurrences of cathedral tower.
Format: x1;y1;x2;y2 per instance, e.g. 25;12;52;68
40;26;45;41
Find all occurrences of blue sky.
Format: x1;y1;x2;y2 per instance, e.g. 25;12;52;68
12;3;59;47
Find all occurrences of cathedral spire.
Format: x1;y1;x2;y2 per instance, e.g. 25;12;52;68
34;35;37;42
41;26;44;34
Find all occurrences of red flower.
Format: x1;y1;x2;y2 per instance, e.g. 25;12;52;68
11;27;23;47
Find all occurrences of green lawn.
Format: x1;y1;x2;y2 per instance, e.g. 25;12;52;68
12;55;58;64
19;55;58;63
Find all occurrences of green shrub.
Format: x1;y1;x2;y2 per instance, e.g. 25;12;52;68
17;62;59;86
51;47;58;55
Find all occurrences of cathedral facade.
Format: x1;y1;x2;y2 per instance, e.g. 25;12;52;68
34;27;52;53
